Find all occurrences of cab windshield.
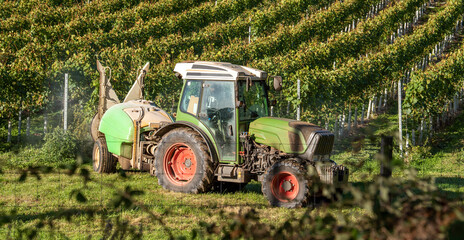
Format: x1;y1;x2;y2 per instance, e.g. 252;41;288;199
238;80;269;121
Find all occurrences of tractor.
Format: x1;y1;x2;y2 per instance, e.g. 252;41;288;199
91;60;349;208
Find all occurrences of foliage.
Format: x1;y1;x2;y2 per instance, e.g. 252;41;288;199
41;127;78;164
259;0;427;78
0;146;42;169
405;42;464;118
289;0;464;114
1;0;463;126
405;145;433;163
0;0;407;120
202;0;384;64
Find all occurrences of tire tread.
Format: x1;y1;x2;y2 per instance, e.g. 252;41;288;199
155;127;216;194
93;137;117;173
262;159;312;208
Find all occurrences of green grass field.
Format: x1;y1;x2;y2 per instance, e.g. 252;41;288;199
2;167;379;239
1;111;464;239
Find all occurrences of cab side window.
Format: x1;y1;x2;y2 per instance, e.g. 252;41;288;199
180;80;201;115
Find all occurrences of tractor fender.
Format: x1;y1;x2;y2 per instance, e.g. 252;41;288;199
154;121;219;163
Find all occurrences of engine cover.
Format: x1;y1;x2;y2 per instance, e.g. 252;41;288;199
249;117;334;159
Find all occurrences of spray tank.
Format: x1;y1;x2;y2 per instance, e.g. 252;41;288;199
90;61;172;170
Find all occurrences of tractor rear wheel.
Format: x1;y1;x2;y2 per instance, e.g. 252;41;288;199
90;113;99;141
155;128;215;194
93;137;117;173
261;159;312;208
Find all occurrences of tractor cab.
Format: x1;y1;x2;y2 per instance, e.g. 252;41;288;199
173;62;273;164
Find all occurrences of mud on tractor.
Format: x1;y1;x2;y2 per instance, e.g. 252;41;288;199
91;60;349;208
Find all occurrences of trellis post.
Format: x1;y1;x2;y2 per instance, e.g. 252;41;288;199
18;110;22;143
398;78;403;157
64;73;69;132
7;120;11;143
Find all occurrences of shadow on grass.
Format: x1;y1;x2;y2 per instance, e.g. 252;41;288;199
349;178;464;202
350;181;370;192
435;177;464;200
5;202;276;225
435;176;464;187
244;181;262;194
2;207;104;224
430;112;464;154
438;190;464;201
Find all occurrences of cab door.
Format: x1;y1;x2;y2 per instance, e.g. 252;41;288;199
198;81;236;162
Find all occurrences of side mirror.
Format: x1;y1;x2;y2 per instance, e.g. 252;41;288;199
273;76;282;91
270;100;277;106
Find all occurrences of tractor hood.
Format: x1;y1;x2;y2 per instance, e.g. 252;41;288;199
249;117;334;160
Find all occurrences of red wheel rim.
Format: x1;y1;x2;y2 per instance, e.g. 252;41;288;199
271;171;299;202
163;143;197;186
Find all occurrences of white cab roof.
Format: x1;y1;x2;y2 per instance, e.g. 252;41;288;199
173;61;267;81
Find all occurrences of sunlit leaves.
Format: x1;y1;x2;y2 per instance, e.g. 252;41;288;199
405;47;464;117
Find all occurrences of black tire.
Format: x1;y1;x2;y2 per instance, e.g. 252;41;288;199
93;137;117;173
154;128;216;194
213;182;248;193
90;113;100;142
261;159;312;208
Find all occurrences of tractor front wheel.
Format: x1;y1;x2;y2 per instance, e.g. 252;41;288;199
155;128;215;194
93;137;117;173
262;160;312;208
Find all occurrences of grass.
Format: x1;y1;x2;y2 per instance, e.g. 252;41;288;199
1;110;464;239
0;170;337;239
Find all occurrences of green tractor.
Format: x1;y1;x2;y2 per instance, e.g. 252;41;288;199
91;60;349;208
